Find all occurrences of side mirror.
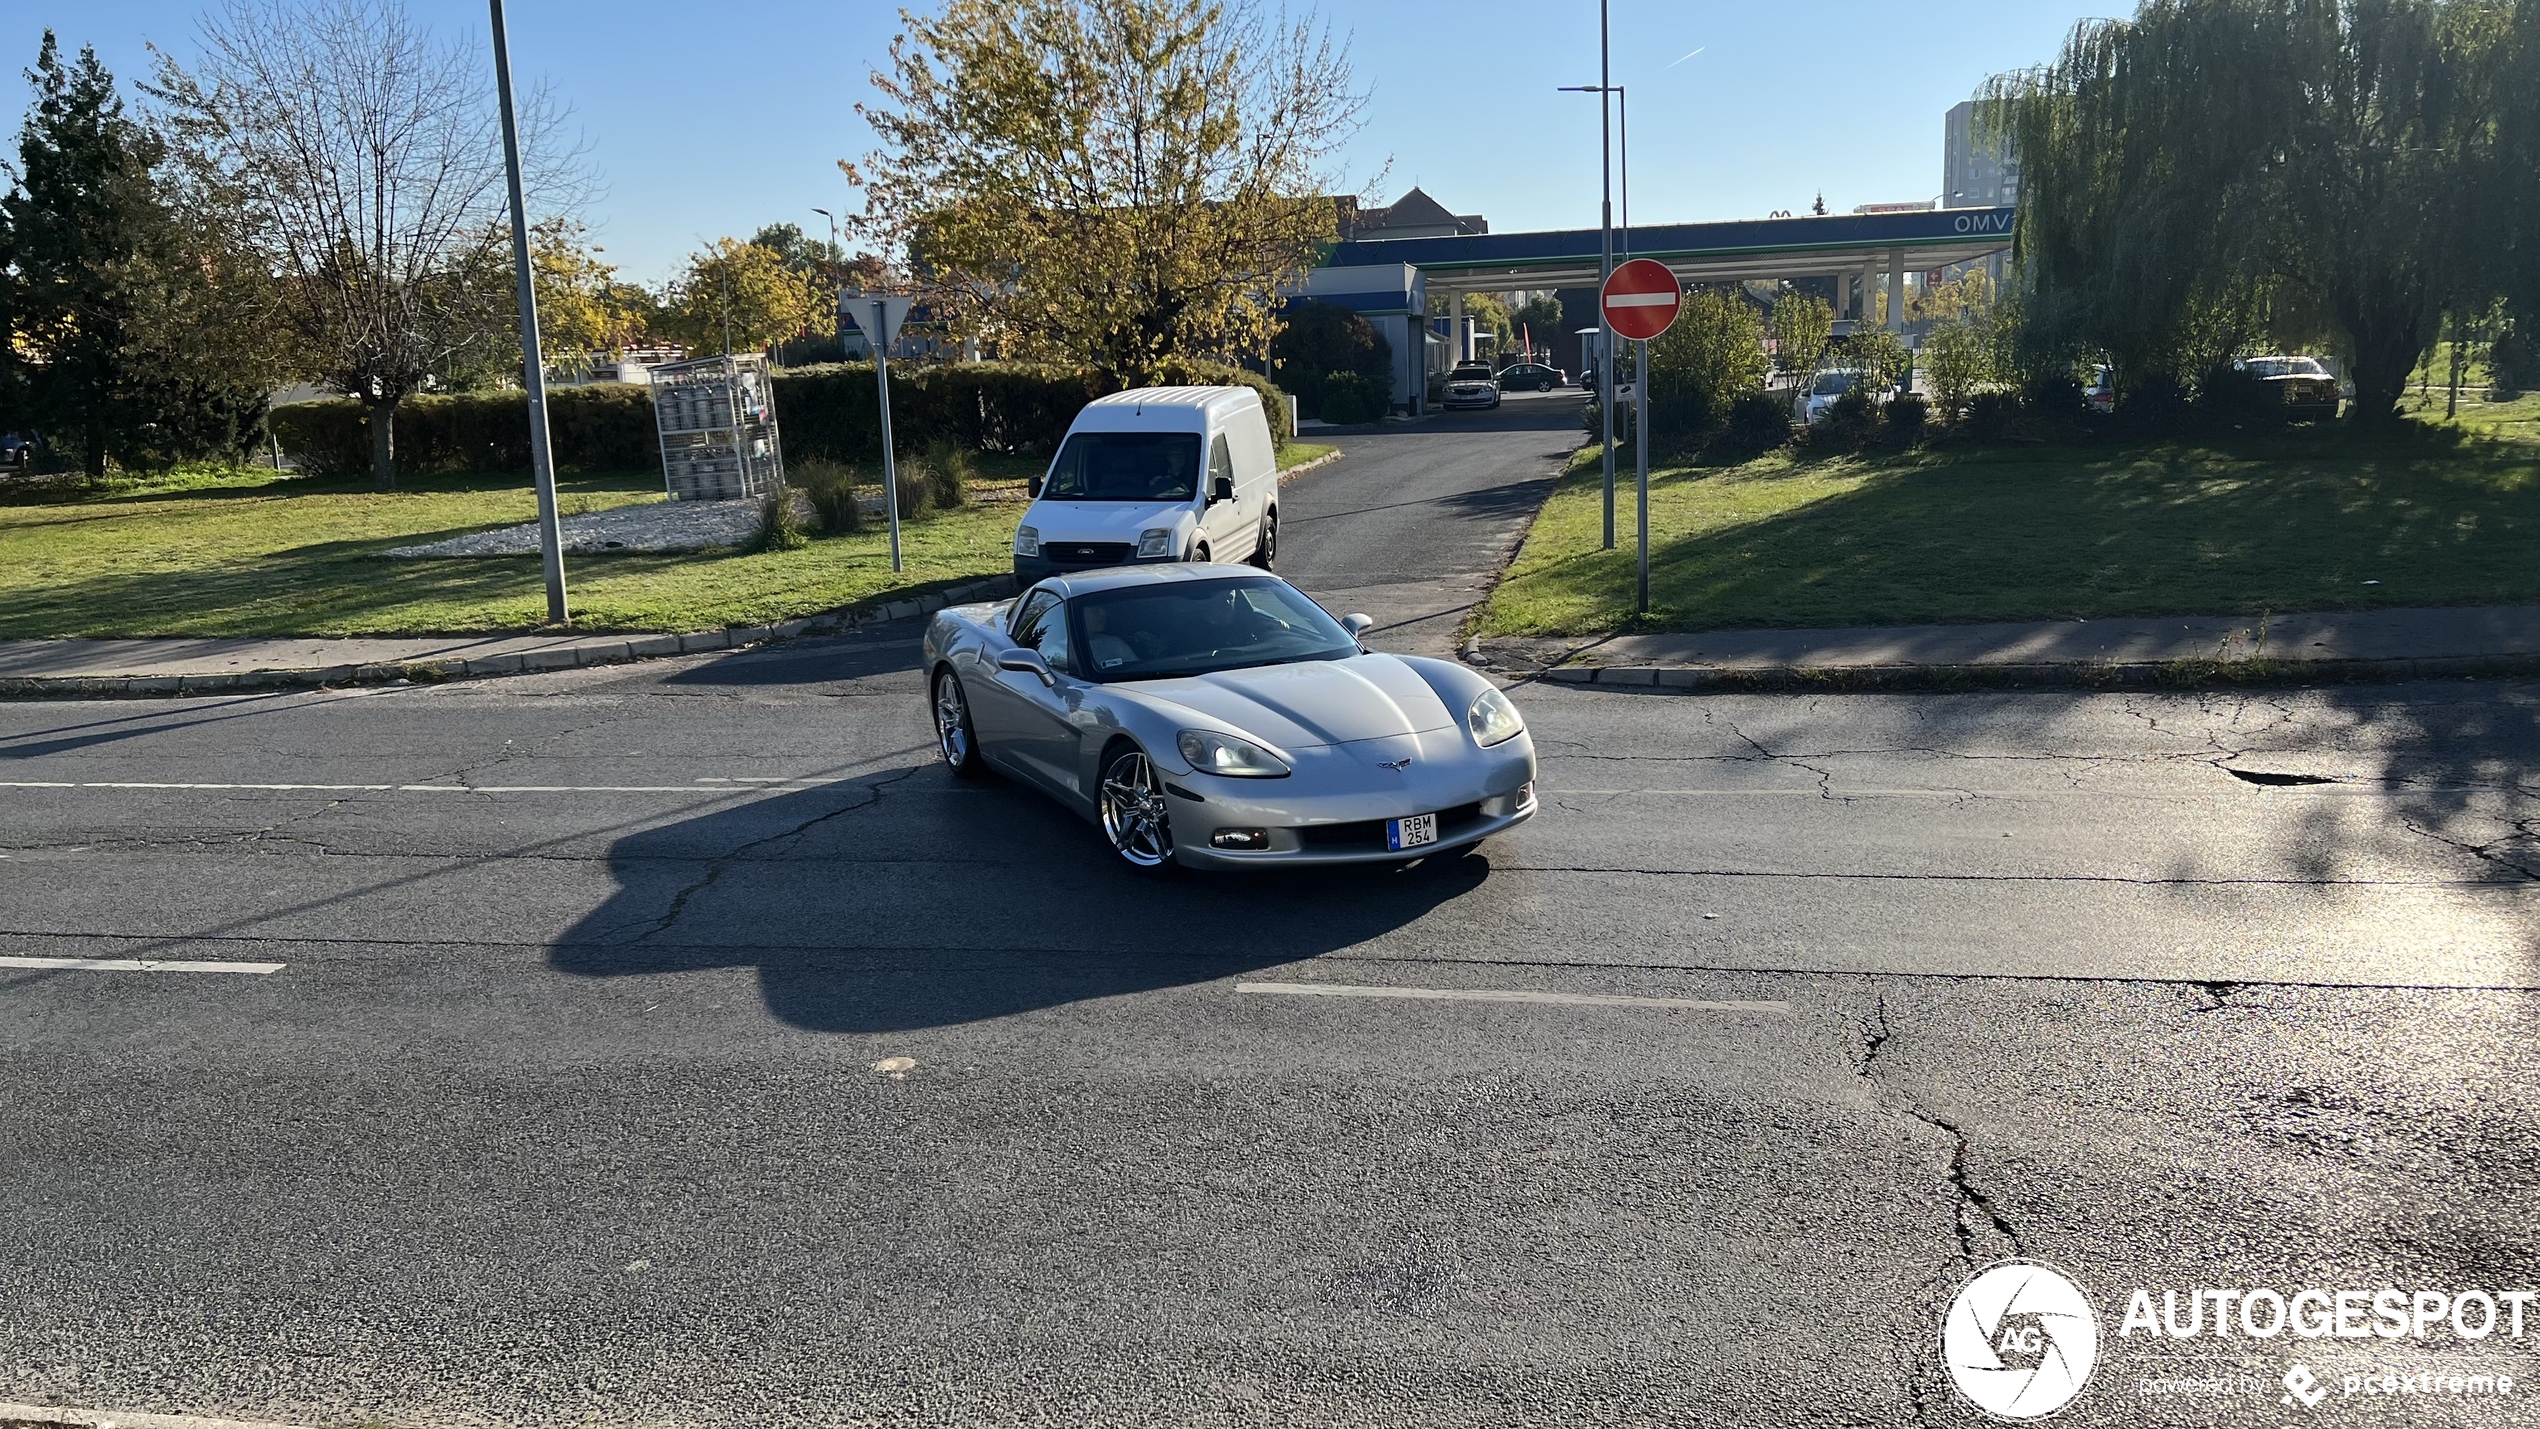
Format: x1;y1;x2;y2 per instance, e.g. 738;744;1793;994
1342;614;1375;638
998;650;1056;687
1028;473;1045;498
1210;474;1235;505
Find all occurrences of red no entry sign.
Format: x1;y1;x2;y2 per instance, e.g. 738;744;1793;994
1600;259;1683;342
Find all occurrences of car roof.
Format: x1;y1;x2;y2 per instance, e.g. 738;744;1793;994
1030;563;1284;600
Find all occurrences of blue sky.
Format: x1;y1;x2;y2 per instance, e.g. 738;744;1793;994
23;0;2116;285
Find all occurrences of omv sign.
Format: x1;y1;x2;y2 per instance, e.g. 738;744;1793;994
1954;211;2015;234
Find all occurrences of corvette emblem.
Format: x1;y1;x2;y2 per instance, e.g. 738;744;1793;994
1378;757;1414;771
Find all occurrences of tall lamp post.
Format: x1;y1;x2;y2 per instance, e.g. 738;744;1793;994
488;0;566;624
1559;0;1617;549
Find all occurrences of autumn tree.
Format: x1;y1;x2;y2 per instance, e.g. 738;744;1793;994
154;0;580;488
850;0;1370;383
660;237;826;356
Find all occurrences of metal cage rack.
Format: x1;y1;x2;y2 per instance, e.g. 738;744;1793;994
650;354;784;501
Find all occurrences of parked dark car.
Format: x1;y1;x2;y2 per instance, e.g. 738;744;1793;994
1495;362;1562;392
2238;355;2342;420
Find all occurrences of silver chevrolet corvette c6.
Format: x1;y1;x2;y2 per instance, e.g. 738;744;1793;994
921;565;1538;872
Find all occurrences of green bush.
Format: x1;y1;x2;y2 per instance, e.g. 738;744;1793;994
268;385;661;479
1317;372;1393;426
1716;392;1795;457
894;464;931;520
1884;393;1931;444
757;486;808;552
1809;388;1883;451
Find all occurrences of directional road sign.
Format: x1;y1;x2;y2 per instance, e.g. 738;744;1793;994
1599;259;1682;342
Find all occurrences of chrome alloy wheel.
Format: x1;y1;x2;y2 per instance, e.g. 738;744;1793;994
1099;748;1175;868
933;669;982;776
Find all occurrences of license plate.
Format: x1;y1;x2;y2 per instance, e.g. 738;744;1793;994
1386;813;1439;851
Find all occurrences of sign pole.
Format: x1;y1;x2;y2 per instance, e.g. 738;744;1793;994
870;300;903;574
1598;0;1615;551
1635;337;1650;616
489;0;566;625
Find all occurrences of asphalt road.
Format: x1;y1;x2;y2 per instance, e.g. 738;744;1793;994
3;399;2539;1428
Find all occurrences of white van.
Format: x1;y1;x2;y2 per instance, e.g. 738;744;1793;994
1012;386;1282;581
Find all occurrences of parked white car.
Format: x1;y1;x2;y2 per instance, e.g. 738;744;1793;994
1802;368;1880;425
1013;387;1283;581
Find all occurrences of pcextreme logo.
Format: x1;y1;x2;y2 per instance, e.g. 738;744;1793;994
1942;1260;2102;1419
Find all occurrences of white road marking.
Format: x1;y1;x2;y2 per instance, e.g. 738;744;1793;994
0;955;285;975
1237;981;1786;1013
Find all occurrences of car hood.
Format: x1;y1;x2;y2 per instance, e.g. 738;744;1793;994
1131;654;1457;749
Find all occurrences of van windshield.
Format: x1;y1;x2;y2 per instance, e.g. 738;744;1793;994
1811;371;1859;396
1042;432;1202;502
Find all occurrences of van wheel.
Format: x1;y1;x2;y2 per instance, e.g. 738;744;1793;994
1187;541;1211;564
1250;511;1277;570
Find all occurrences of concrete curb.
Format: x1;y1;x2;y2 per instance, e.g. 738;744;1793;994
0;574;1020;700
1504;652;2540;694
1278;449;1342;484
1;1403;318;1429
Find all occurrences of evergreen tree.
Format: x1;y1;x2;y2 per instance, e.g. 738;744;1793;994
2;34;162;477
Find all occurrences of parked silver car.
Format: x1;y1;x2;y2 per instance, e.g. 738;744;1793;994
922;566;1539;872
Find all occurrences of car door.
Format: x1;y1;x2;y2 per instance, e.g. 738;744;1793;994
972;588;1088;797
1199;429;1249;562
970;588;1058;777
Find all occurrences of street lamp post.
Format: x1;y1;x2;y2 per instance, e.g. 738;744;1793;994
1559;0;1617;550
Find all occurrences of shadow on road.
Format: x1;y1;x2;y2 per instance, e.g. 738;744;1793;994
548;758;1492;1033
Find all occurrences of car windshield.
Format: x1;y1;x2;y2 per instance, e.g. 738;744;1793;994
1041;431;1201;502
1811;371;1858;396
1072;577;1362;681
2248;357;2328;378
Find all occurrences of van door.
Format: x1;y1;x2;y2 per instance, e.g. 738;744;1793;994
1198;429;1250;562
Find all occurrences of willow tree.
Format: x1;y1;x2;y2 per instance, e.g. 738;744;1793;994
1988;0;2524;422
848;0;1368;384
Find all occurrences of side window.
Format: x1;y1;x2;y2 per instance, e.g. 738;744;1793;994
1007;590;1058;649
1037;602;1074;674
1208;434;1235;493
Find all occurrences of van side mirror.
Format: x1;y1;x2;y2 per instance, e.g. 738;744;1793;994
1210;474;1235;505
1029;472;1044;498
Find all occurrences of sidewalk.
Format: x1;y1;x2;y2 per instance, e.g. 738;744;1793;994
1477;604;2540;690
0;575;1018;697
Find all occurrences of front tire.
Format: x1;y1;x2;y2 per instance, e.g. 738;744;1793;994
1098;745;1178;873
932;668;990;780
1249;510;1278;570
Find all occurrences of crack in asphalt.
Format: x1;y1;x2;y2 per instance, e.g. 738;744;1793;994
608;767;927;943
2402;818;2540;883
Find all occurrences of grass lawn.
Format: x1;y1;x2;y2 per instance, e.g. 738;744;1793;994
1481;394;2540;636
0;462;1032;638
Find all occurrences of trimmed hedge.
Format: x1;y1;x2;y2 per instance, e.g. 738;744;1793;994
272;360;1286;479
268;385;661;479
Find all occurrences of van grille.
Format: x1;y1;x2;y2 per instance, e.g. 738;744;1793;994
1043;542;1134;566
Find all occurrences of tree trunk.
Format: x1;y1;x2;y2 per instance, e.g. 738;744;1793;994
2341;303;2425;427
367;396;398;491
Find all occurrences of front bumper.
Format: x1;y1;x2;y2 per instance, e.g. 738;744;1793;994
1444;393;1502;409
1162;731;1538;870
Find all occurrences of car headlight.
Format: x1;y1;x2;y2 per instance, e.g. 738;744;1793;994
1467;687;1525;747
1014;525;1040;557
1177;729;1291;778
1137;527;1174;559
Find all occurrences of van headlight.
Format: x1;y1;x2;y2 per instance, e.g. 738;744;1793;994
1467;687;1525;746
1177;729;1291;778
1137;527;1174;559
1014;525;1040;557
